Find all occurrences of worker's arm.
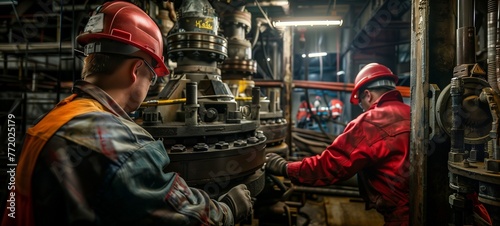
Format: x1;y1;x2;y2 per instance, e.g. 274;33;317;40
102;140;234;225
287;120;374;186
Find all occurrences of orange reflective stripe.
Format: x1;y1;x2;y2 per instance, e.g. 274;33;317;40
2;94;107;226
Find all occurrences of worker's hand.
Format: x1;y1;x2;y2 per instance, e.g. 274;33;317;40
218;184;252;223
265;153;288;177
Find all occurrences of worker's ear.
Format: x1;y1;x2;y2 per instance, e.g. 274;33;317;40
130;59;143;84
365;90;373;103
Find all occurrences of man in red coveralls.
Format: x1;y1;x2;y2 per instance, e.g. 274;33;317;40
296;95;313;128
328;98;343;120
266;63;410;225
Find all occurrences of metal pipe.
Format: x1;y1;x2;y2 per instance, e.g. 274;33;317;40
284;27;293;157
185;82;199;126
56;0;62;102
269;90;276;113
140;96;253;107
293;185;360;197
290;80;412;97
456;27;476;65
458;0;474;28
450;77;465;156
251;87;260;120
496;1;500;94
456;0;476;65
487;0;499;93
71;0;76;83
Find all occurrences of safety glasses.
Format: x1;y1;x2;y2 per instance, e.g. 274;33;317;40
128;56;158;86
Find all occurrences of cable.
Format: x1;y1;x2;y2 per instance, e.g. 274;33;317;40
251;18;264;48
267;174;288;192
283;205;293;226
253;0;275;30
258;30;275;79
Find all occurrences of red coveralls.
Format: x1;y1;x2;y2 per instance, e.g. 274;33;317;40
296;101;313;122
329;99;343;119
288;90;410;225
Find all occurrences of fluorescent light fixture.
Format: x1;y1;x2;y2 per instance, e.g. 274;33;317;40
258;1;288;6
302;52;327;58
0;0;17;5
273;17;343;27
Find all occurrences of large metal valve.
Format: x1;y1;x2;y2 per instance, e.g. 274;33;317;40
139;0;267;198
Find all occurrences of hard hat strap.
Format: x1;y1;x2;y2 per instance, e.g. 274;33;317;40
365;79;396;89
83;39;140;57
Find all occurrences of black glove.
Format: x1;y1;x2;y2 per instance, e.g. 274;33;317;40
218;184;252;223
265;153;288;177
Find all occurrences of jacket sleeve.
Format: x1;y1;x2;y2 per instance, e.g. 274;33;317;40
287;120;374;186
98;141;233;225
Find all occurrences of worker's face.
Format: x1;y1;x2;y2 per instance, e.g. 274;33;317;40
127;56;157;111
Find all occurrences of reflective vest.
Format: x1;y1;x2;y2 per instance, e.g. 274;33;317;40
329;99;343;118
2;94;106;226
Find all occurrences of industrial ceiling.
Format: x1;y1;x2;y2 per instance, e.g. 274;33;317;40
0;0;411;91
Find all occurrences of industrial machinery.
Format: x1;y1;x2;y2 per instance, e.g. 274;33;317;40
218;1;288;157
0;0;402;225
136;0;297;224
431;0;500;224
139;0;270;199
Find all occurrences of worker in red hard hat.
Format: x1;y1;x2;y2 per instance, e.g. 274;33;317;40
350;63;399;111
266;63;411;225
2;2;252;226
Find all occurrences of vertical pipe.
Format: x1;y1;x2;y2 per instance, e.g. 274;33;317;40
450;77;465;156
458;0;474;27
71;0;76;83
487;0;499;93
494;142;500;160
185;82;199;126
284;27;293;156
496;1;500;94
456;0;476;65
251;87;260;121
269;90;276;113
31;72;36;92
411;1;429;225
3;53;7;76
56;0;63;102
456;27;476;65
272;43;278;80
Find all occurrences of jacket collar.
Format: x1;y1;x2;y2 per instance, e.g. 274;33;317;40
367;89;404;110
72;80;133;121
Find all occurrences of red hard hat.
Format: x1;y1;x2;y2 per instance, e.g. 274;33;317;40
350;63;398;104
76;1;169;77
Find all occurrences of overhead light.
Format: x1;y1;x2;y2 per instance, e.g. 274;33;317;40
258;1;288;6
273;17;343;27
302;52;327;58
0;0;17;5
